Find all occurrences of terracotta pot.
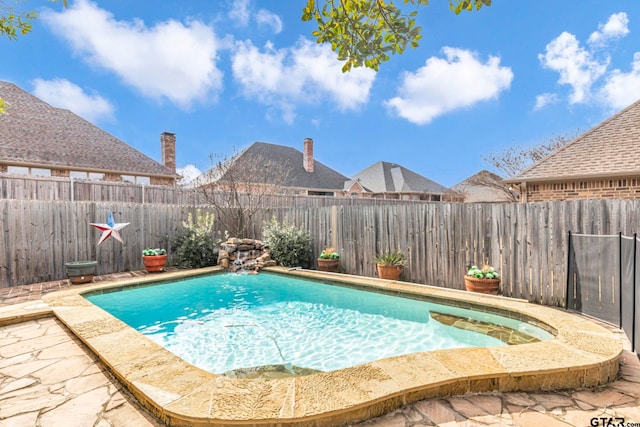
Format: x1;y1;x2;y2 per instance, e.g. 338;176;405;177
65;260;97;285
317;258;339;272
143;254;167;273
376;264;403;280
464;276;500;295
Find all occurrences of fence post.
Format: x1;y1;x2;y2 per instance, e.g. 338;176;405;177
619;232;623;329
565;231;572;309
633;233;637;352
331;205;338;249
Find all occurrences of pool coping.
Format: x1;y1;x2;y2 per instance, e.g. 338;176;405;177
0;267;622;427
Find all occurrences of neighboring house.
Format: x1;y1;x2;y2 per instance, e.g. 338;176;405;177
0;81;178;186
197;138;349;196
505;99;640;202
348;161;450;201
451;170;517;203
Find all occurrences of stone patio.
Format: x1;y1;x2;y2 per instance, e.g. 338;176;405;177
0;271;638;426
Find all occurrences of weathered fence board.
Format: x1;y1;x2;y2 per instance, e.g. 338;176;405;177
1;197;638;309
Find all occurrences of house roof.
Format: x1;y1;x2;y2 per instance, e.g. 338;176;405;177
201;141;349;191
0;81;177;178
451;170;515;202
506;98;640;183
351;161;449;194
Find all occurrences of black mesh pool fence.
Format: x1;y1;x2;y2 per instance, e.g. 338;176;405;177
566;232;638;356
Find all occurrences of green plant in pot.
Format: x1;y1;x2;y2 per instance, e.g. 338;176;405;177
142;248;167;273
464;264;500;294
374;250;406;280
317;247;340;272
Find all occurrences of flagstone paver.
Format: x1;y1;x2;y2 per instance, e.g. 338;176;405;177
0;318;162;426
0;273;639;427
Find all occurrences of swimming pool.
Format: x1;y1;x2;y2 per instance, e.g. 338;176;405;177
37;266;621;426
86;273;552;374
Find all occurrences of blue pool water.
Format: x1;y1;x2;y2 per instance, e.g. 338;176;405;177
86;273;552;373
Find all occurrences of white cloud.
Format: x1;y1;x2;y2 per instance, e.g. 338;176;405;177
231;38;376;123
177;164;202;186
600;52;640;109
228;0;250;26
228;1;282;34
383;47;513;125
539;13;634;108
256;9;283;34
588;12;629;46
538;32;608;104
42;0;223;109
32;78;114;123
533;93;559;111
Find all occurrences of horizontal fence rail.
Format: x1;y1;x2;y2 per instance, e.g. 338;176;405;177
2;197;639;310
0;175;442;207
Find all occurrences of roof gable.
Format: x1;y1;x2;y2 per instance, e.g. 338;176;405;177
351;161;449;194
452;170;514;202
0;81;176;178
203;141;348;191
509;98;640;182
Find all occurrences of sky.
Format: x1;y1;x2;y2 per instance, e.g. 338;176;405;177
4;0;640;187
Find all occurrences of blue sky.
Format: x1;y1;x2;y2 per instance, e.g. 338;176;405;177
4;1;640;187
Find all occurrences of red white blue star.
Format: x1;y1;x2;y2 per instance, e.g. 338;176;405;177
90;212;130;245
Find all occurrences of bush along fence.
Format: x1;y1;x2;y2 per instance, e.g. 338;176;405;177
567;232;639;355
2;198;640;310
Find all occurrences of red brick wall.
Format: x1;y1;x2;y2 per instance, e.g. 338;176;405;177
526;177;640;201
151;177;175;186
51;169;69;177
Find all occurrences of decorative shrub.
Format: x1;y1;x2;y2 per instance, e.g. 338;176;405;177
374;251;407;266
319;247;340;259
467;264;500;279
142;248;166;256
171;209;221;268
262;217;312;268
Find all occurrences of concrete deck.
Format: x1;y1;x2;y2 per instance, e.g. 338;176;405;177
0;268;638;426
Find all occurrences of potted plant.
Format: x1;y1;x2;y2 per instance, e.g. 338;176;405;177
374;251;406;280
464;264;500;294
317;247;340;272
142;248;167;273
65;260;98;284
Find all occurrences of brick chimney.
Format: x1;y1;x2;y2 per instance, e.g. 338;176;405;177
303;137;314;172
160;132;176;172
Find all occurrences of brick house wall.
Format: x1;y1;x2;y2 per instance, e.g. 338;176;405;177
525;177;640;201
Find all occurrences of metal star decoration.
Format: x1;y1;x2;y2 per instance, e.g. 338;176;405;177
90;212;130;245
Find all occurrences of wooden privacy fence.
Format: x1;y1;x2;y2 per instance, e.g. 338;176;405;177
239;199;640;307
2;197;639;308
0;200;215;286
0;175;438;207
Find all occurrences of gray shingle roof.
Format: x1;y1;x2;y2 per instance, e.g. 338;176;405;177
351;161;449;194
507;98;640;183
0;81;176;178
204;141;349;190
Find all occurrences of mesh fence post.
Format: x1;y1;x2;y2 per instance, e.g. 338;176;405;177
633;233;637;352
620;232;623;329
565;231;572;310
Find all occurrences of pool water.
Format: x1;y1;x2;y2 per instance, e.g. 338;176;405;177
87;273;552;373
